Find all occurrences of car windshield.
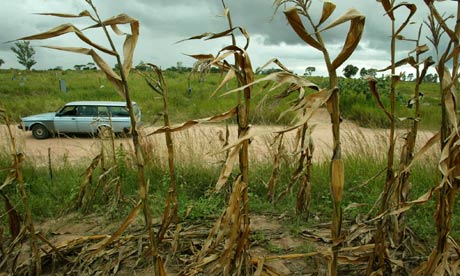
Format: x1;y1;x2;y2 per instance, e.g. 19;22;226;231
55;105;65;113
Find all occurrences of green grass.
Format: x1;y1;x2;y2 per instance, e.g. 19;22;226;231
0;69;443;129
0;148;447;245
337;77;443;130
0;69;297;126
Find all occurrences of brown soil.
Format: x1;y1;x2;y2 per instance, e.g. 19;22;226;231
1;108;438;167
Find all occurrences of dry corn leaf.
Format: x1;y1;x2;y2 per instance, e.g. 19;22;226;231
43;46;124;97
445;44;459;63
17;23;116;56
86;14;139;77
378;56;417;71
221;45;254;84
221;88;337;153
186;53;215;61
37;10;96;21
190;177;246;275
319;8;365;69
179;26;250;50
211;68;236;98
318;1;336;27
284;7;324;51
0;191;21;238
220;88;333;153
92;201;142;255
86;13;137;27
378;0;393;19
416;44;429;55
254;257;265;276
366;77;392;120
122;23;139;77
388;3;417;35
344;203;367;212
215;143;243;192
369;205;412;223
74;153;102;208
148;107;237;136
1;170;16;189
256;58;293;74
209;50;237;68
222;71;319;97
417;57;435;85
402;132;440;173
439;132;459;177
441;69;458;130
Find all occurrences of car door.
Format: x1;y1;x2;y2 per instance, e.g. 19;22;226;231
76;105;98;133
54;105;78;133
108;106;130;132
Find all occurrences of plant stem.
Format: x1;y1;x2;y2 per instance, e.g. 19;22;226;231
87;1;160;273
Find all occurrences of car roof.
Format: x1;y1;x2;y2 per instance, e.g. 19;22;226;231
65;101;137;107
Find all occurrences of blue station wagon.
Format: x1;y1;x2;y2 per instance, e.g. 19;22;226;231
19;101;141;139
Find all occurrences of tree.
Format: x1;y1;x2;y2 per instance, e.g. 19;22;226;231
304;66;316;76
407;73;414;82
343;64;359;78
424;73;438;83
84;62;96;70
11;41;36;70
0;59;4;67
367;68;377;77
135;61;148;71
359;67;368;78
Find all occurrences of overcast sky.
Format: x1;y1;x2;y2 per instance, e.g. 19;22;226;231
0;0;457;76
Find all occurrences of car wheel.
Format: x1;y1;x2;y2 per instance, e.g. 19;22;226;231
98;126;113;139
31;124;50;139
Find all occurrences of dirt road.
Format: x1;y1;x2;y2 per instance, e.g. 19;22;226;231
0;109;438;167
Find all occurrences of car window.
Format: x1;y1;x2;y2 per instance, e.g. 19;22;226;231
95;106;109;117
108;106;130;117
58;106;77;116
78;106;98;117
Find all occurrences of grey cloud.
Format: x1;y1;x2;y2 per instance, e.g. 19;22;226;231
1;0;459;73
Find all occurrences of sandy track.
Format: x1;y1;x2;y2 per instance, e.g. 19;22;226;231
1;109;438;167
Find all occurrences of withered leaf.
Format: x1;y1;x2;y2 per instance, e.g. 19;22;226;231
318;9;365;69
215;143;243;192
42;46;124;98
318;1;336;27
85;14;139;77
284;7;324;51
148;107;238;135
17;24;116;56
36;10;96;21
389;3;417;35
92;201;142;255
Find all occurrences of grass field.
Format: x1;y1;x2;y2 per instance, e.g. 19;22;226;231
0;69;442;129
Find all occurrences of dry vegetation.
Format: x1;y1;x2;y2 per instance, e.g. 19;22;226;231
1;0;459;275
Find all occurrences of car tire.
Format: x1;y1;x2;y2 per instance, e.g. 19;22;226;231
32;124;50;139
98;126;113;139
